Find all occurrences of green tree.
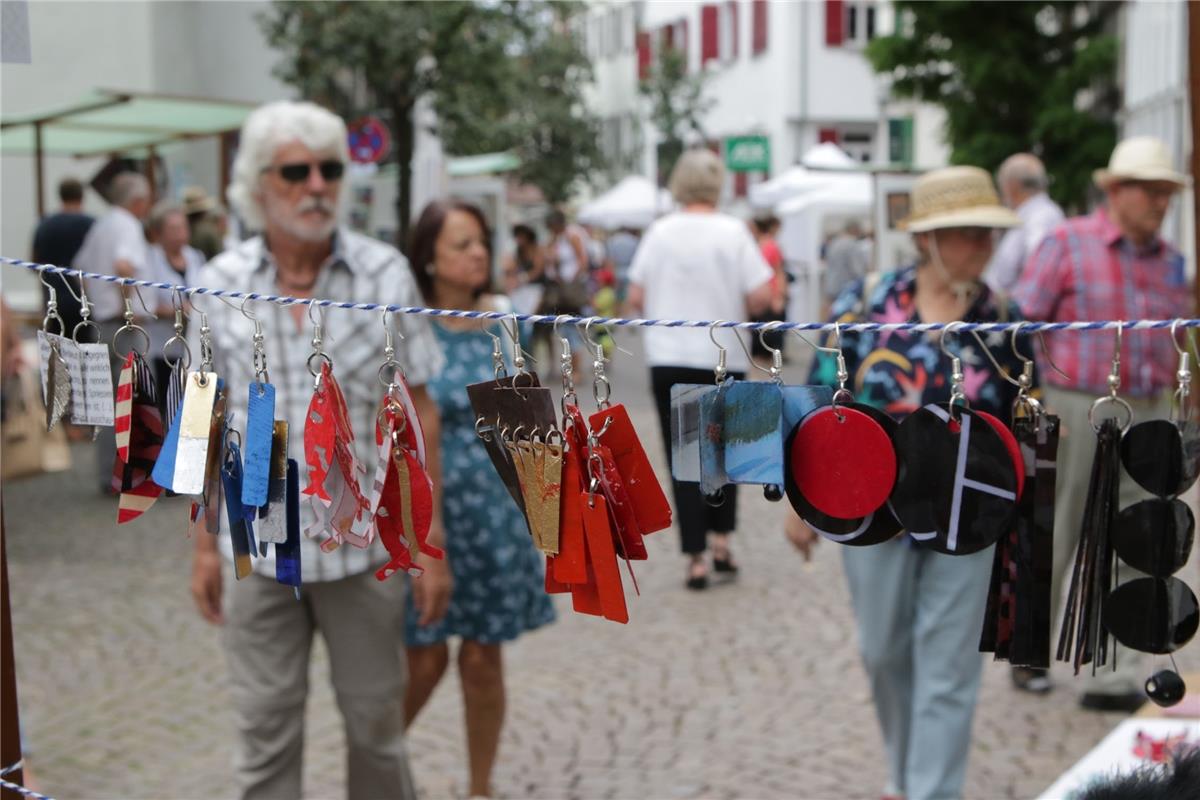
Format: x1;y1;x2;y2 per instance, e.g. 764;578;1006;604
435;3;604;205
259;1;600;245
867;1;1118;210
639;46;713;184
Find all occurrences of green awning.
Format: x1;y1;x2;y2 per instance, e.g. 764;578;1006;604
0;88;255;157
446;152;520;177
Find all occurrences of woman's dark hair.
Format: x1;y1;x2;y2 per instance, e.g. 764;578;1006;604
512;223;537;244
753;215;780;234
408;199;493;303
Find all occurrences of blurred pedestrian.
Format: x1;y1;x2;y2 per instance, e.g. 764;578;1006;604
183;185;224;260
189;100;449;800
626;148;774;590
71;171;152;492
405;199;556;800
789;166;1026;800
144;201;205;389
1013;135;1189;709
750;214;789;360
984;153;1064;293
822;220;869;318
540;210;587;373
605;226;640;302
503;223;546;291
30;177;94;335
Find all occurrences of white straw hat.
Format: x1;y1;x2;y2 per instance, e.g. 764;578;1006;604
900;166;1019;233
1093;136;1189;189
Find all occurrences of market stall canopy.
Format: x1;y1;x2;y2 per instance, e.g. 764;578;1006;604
749;143;862;208
0;88;255;157
577;175;673;230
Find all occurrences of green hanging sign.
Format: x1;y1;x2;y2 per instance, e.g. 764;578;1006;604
725;135;770;173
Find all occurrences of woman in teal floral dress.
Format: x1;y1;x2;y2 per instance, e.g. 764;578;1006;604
403;200;555;798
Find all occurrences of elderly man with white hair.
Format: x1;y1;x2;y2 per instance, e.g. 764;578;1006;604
72;171;154;490
983;152;1064;293
189;100;447;800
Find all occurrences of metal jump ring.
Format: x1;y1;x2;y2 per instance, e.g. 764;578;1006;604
163;336;193;371
307;351;333;378
113;324;151;359
377;360;405;389
1089;395;1133;433
72;319;101;345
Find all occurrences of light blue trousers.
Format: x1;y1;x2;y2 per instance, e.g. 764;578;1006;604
842;539;994;800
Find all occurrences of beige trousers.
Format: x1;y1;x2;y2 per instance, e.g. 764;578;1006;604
1045;385;1170;696
223;569;415;800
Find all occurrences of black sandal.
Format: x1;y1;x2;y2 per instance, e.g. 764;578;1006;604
686;561;709;590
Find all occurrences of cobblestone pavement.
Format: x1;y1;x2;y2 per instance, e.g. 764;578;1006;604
5;332;1199;799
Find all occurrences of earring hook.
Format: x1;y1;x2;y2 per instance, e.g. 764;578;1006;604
39;271;64;336
794;322;851;404
709;321;730;383
377;309;405;389
940;322;969;408
1171;320;1192;421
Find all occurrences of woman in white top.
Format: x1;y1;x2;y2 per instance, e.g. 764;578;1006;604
626;149;774;590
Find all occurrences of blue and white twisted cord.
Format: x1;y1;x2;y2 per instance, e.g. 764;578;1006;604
5;256;1199;335
0;765;55;800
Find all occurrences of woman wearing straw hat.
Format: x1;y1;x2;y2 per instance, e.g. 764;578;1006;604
789;166;1031;800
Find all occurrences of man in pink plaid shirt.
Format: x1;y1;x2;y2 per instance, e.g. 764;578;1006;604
1014;136;1190;710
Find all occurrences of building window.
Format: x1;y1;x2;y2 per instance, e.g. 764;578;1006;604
752;0;768;55
723;1;739;62
841;131;874;163
844;2;878;48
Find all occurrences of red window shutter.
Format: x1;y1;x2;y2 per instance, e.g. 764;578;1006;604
636;31;652;80
752;0;768;54
661;24;674;51
734;171;748;198
825;0;845;46
701;5;720;65
728;1;739;59
819;128;840;144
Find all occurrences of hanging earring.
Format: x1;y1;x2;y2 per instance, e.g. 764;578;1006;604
1058;323;1131;674
785;324;902;546
372;311;442;581
889;323;1019;555
35;275;73;432
302;302;370;552
1103;321;1200;705
109;295;165;523
70;280;114;434
976;323;1062;667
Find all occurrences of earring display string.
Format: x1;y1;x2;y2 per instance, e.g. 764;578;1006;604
6;256;1200;335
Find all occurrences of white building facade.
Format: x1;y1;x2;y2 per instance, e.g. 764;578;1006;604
1119;0;1194;272
580;0;949;205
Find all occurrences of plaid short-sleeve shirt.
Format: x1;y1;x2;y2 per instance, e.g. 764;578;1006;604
194;229;444;582
1014;208;1188;397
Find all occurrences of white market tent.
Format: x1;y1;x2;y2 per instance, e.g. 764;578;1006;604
577;175;673;230
749;142;861;209
772;161;873;324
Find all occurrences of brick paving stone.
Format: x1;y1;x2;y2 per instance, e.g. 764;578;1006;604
4;333;1200;799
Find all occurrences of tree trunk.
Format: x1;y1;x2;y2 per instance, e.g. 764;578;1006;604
393;102;416;253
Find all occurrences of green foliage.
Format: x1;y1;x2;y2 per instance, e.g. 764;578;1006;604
259;1;602;241
639;47;713;183
867;1;1118;210
434;3;605;205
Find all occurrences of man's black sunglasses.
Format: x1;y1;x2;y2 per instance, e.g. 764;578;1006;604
262;160;345;183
